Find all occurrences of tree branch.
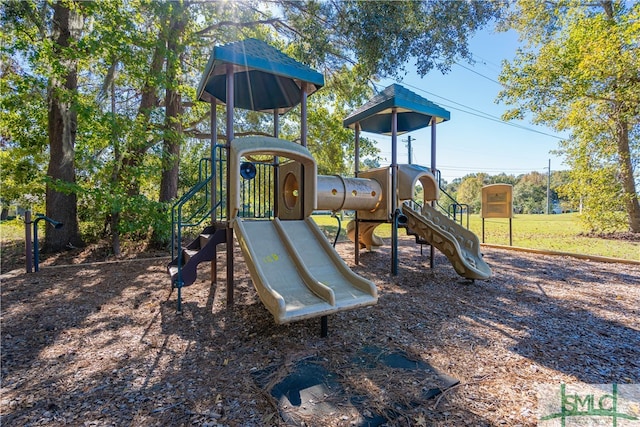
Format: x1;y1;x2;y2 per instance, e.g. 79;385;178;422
182;111;209;130
185;130;274;141
195;18;282;36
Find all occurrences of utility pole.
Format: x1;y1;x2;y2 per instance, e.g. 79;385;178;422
403;135;413;164
546;159;551;215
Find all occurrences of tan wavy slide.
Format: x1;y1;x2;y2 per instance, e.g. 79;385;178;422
402;202;492;280
233;217;378;324
346;220;385;250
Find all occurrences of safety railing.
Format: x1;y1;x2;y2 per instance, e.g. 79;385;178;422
434;169;470;229
170;145;277;284
210;145;275;221
170;147;224;274
171;173;219;262
213;145;227;223
238;160;275;219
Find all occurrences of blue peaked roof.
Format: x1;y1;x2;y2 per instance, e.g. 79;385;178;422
197;39;325;113
343;84;450;135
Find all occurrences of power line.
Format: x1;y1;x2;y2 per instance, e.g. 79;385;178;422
454;62;502;86
375;72;565;141
375;80;564;140
438;165;548;172
374;156;549;173
468;53;503;73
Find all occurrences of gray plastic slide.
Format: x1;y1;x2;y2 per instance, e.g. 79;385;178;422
402;202;492;280
233;217;378;324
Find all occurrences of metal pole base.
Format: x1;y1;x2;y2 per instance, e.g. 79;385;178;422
176;284;184;315
320;316;328;337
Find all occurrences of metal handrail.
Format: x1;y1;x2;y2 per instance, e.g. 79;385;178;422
169;145;227;314
448;202;470;229
214;144;227;223
170;143;276;291
170;173;216;256
434;169;470;229
198;157;210;183
407;199;422;212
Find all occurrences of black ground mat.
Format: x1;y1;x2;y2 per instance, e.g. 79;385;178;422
252;345;459;426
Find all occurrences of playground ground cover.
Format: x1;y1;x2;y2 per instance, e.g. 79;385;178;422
1;234;639;426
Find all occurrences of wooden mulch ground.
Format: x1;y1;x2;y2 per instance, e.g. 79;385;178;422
1;235;639;426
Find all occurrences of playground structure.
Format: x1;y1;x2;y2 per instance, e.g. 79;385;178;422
168;39;491;332
341;84;491;280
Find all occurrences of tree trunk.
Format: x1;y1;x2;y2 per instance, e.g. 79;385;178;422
616;120;640;233
110;69;121;256
153;3;186;248
158;3;186;205
44;1;84;252
158;89;182;203
603;1;639;232
117;34;165;197
109;31;164;245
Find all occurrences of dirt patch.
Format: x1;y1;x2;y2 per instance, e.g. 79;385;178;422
1;236;639;426
579;231;640;242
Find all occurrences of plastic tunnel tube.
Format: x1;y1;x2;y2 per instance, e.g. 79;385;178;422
346;220;385;250
316;175;382;212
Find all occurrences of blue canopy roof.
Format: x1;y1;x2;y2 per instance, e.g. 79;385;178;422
197;39;325;114
343;84;450;135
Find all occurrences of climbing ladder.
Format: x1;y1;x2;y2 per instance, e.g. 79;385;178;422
168;145;276;312
168;225;226;288
168;147;226;312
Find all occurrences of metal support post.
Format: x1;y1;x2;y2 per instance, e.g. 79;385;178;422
25;211;32;273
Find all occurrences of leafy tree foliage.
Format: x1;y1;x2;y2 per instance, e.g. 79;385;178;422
446;171;569;215
487;173;518;187
455;173;488;213
514;172;549;214
1;0;503;252
0;54;48;212
1;0;87;250
283;0;504;78
498;1;639;232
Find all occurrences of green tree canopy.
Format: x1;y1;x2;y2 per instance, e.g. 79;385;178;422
1;0;504;251
456;173;488;213
514;172;548;214
498;0;639;232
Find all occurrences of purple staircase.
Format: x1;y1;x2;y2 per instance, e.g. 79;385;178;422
168;226;227;288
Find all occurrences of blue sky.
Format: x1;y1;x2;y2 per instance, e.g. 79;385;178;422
367;28;568;184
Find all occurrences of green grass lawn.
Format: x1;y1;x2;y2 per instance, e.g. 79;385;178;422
0;218;25;240
312;212;639;262
468;213;638;260
2;213;638;262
